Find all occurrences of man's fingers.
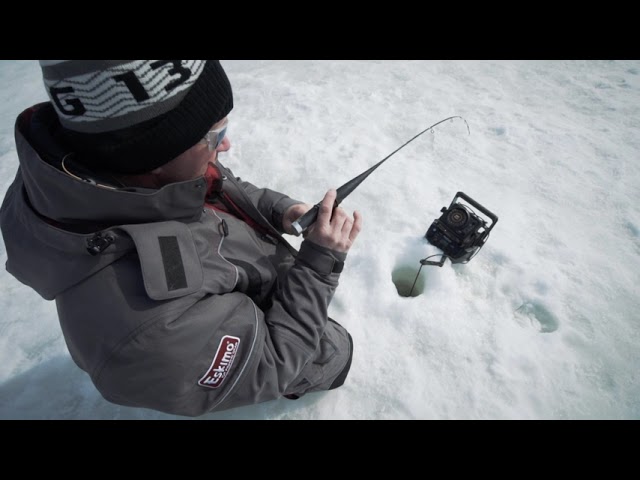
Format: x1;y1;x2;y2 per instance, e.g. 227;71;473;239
332;207;348;233
349;210;362;242
341;216;353;234
317;189;337;227
304;196;363;254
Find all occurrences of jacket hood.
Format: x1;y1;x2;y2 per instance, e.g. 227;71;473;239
0;103;209;299
17;103;208;225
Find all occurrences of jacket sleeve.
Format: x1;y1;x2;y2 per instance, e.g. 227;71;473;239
212;239;350;411
221;164;304;233
249;240;349;396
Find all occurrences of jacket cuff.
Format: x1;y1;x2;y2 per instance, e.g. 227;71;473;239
296;241;347;276
272;197;305;234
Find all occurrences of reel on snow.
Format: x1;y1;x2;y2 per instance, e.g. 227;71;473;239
403;192;498;297
425;191;498;264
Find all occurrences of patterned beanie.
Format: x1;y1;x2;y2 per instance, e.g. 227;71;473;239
39;60;233;174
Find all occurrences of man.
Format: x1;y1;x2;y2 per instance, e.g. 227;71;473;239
0;60;362;416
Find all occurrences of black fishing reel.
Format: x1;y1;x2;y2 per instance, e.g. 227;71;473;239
425;192;498;264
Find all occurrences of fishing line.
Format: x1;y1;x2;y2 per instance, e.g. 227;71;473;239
291;116;470;235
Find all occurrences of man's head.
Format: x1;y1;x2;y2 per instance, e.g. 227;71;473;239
39;60;233;176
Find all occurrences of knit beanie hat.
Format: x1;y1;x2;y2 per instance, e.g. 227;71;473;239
39;60;233;174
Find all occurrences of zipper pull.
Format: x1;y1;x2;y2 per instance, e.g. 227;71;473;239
218;219;229;237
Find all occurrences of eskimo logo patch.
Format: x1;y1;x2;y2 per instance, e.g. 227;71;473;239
198;335;240;389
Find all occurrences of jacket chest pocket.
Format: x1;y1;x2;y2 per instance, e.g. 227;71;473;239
121;219;238;300
121;222;205;301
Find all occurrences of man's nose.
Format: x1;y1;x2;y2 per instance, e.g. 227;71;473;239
216;136;231;153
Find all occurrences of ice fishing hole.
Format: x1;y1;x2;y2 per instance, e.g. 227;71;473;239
392;263;426;297
515;302;560;333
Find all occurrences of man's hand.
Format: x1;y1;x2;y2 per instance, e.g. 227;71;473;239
283;202;313;235
304;189;362;253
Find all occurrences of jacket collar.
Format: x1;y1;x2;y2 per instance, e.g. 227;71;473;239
16;103;208;226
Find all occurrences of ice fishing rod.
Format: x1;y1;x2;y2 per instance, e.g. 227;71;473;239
291;116;470;236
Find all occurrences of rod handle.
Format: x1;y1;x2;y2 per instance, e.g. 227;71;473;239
291;204;320;236
290;199;340;236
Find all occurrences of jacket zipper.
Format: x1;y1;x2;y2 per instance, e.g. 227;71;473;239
203;208;239;290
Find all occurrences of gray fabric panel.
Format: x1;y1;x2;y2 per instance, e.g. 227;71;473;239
121;222;203;300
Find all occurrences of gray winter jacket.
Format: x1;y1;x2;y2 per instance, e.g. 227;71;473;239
0;103;353;416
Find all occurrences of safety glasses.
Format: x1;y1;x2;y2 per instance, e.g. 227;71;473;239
201;118;229;152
